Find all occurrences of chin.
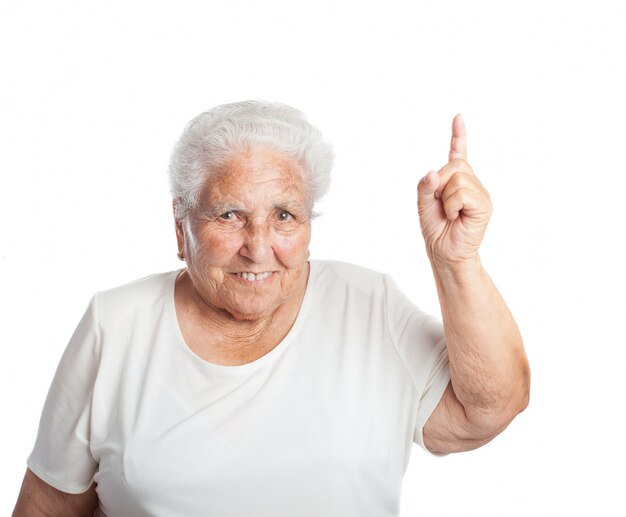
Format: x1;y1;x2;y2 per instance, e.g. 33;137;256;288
224;299;281;322
226;308;275;322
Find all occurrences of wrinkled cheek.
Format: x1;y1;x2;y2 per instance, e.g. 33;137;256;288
204;234;243;266
187;230;243;276
273;231;310;267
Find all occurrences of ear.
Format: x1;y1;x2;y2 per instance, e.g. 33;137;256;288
173;201;185;251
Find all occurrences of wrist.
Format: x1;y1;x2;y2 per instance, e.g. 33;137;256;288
429;254;484;284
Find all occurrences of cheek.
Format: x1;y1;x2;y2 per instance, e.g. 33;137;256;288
194;230;243;265
273;228;310;265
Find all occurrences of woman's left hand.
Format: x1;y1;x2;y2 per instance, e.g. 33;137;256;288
417;115;493;268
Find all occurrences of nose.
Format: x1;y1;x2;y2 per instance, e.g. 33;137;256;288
239;221;272;263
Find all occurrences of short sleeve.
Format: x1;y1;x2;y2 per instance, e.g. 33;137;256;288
383;275;450;453
27;294;101;494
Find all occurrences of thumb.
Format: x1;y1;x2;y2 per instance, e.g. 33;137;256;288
417;170;441;208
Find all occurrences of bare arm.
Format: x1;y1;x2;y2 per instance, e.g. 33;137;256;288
13;468;99;517
423;259;530;453
417;115;530;454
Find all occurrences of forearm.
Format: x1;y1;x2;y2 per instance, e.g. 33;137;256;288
431;255;530;426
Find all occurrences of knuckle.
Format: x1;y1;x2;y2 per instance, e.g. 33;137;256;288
451;173;471;188
450;157;467;168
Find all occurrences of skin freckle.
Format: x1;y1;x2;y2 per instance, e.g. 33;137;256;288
180;146;311;322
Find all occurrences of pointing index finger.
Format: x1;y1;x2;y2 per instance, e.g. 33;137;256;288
448;113;467;162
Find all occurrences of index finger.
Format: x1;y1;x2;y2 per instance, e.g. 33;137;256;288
448;113;467;162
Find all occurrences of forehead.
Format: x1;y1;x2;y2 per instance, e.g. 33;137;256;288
203;147;308;207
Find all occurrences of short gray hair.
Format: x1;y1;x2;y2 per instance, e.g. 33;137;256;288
168;100;334;221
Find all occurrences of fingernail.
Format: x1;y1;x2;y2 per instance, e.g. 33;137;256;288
422;174;430;185
434;190;441;199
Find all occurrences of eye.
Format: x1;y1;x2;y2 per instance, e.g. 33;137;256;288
277;210;293;222
220;211;236;220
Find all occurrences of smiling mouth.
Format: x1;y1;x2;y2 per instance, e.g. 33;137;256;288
233;271;274;282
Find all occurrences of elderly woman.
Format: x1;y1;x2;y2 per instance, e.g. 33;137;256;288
14;101;529;516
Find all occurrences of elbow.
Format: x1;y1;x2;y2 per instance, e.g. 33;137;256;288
516;355;531;414
496;346;531;427
466;397;528;443
498;384;529;433
466;361;531;437
497;359;532;430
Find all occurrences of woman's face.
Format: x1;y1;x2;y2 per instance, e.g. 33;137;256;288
177;146;312;321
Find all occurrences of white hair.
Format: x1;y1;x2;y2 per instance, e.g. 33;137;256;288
168;100;334;221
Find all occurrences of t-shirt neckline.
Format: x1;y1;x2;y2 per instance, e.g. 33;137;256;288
166;261;317;374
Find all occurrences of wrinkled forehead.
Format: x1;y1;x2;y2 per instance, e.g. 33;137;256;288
199;146;310;211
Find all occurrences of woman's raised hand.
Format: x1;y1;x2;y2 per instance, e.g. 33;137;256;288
417;115;493;269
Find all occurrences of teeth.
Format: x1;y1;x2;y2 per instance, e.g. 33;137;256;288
239;272;271;282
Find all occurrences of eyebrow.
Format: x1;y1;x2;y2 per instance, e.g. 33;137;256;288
202;203;244;219
203;200;309;217
273;201;309;214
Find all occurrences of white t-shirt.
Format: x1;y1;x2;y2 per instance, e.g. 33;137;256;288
28;260;450;517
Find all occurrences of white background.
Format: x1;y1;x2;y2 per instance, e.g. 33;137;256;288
1;1;625;515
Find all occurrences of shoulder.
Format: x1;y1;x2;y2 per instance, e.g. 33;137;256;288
310;260;427;316
311;260;388;295
93;270;179;325
311;260;436;335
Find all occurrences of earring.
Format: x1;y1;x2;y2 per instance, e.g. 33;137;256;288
177;250;185;261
